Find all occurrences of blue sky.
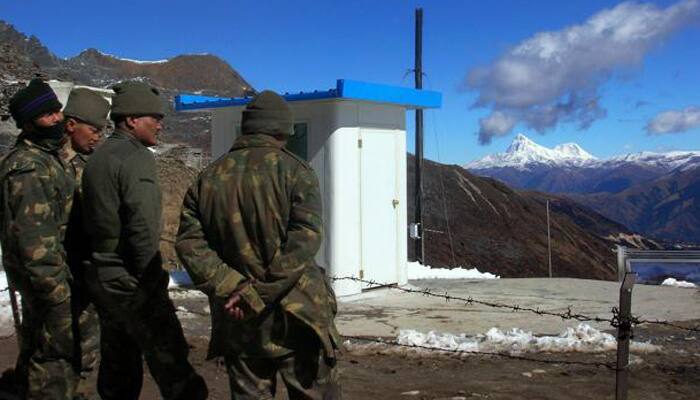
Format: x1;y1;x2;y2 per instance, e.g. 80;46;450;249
2;0;699;164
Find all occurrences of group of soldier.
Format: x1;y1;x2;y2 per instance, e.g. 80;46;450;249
0;78;341;400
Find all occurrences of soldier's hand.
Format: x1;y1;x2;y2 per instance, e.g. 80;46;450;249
224;293;244;320
224;281;252;320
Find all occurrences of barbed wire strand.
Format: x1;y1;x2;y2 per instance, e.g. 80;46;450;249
331;276;700;333
2;281;699;333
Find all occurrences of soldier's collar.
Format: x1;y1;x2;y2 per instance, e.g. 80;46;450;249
17;131;63;153
111;129;148;148
59;138;79;162
230;133;283;151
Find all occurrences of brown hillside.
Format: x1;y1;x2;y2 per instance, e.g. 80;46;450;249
407;156;646;280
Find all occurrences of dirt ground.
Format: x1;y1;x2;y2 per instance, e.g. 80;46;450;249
0;302;698;400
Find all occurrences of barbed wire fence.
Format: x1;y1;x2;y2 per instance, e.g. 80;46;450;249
326;274;698;400
330;276;700;333
0;275;697;398
2;278;698;336
2;279;698;336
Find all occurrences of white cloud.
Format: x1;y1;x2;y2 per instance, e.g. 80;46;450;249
646;106;700;134
465;0;700;144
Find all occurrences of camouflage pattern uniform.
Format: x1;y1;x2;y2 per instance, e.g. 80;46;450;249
81;129;207;400
177;132;342;399
59;140;100;396
0;133;78;399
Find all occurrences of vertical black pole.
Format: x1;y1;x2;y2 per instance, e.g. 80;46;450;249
616;272;635;400
414;8;425;264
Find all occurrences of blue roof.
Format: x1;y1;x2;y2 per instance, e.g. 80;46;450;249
175;79;442;111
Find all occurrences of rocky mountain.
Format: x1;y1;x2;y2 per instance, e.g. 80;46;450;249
47;48;254;97
0;20;253;153
408;155;657;280
467;133;598;170
466;134;700;194
465;134;700;244
569;167;700;245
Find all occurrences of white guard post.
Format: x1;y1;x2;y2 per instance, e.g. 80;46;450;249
174;79;442;297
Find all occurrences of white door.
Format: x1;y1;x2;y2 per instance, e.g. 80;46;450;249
360;130;399;288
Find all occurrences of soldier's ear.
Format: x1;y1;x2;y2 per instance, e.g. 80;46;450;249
124;116;137;130
65;118;77;134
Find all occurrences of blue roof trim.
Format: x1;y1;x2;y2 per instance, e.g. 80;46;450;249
175;79;441;111
338;79;441;109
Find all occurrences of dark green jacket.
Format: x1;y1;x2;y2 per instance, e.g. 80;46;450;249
176;133;340;359
60;141;91;287
81;129;162;281
0;133;75;305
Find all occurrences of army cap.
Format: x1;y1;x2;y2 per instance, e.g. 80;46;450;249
241;90;293;136
110;81;165;120
9;78;63;128
63;88;110;129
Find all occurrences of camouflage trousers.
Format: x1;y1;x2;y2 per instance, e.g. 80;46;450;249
70;283;100;397
224;349;341;400
15;290;79;400
88;267;208;400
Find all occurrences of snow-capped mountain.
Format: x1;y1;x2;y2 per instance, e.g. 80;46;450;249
605;151;700;171
466;134;597;170
463;134;700;244
466;134;700;172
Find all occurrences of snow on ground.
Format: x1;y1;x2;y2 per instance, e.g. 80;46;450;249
168;270;206;299
0;271;19;336
345;323;660;357
408;261;499;280
661;278;697;288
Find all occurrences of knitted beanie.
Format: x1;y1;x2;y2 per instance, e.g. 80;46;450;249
9;78;63;128
241;90;293;136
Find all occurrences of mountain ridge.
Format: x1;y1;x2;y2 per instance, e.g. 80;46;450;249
466;133;700;172
0;20;255;152
465;134;700;244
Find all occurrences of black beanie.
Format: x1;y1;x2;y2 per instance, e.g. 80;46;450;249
9;79;63;128
241;90;293;136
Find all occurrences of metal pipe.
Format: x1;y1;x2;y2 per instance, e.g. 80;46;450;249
414;7;425;264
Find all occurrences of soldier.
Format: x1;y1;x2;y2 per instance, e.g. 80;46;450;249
80;81;207;400
176;91;342;400
60;88;110;399
0;78;78;399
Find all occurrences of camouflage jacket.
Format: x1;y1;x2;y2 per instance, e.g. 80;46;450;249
0;133;75;305
59;141;87;188
176;133;340;359
81;129;163;280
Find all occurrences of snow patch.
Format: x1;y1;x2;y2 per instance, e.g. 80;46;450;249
346;324;660;357
661;278;697;288
168;270;206;299
408;261;499;280
94;49;167;64
0;271;19;337
175;306;197;319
